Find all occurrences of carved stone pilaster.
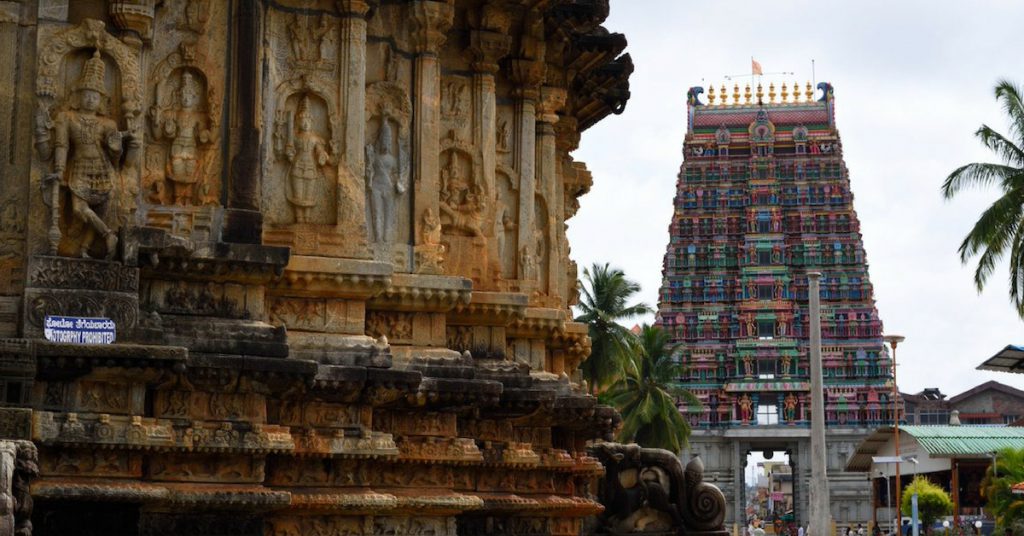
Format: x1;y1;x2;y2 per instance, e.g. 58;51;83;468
508;59;545;102
537;87;567;126
469;30;511;75
338;0;373;257
507;59;544;285
409;0;454;272
409;0;454;55
108;0;156;44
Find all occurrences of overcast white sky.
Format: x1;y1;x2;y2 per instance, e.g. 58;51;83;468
567;0;1024;396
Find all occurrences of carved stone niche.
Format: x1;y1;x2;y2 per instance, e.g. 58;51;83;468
493;164;520;286
139;42;222;245
365;81;412;264
264;80;366;258
33;19;143;263
22;255;140;341
439;134;497;287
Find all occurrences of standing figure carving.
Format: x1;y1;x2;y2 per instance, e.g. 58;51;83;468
47;52;135;260
365;115;407;244
151;73;212;205
284;97;330;223
494;199;515;275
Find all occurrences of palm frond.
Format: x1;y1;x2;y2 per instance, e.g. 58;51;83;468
976;125;1024;167
995;79;1024;145
942;163;1016;199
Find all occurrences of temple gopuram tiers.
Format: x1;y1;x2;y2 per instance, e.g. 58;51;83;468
659;82;894;525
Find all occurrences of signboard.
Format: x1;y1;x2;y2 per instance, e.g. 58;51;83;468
43;316;116;344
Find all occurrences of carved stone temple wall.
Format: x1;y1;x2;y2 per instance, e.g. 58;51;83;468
0;1;633;535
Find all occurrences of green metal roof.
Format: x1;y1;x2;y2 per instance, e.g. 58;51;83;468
901;425;1024;456
847;425;1024;471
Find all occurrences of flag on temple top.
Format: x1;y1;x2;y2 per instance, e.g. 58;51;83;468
751;58;763;75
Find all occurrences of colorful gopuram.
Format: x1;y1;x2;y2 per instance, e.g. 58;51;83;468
657;82;896;527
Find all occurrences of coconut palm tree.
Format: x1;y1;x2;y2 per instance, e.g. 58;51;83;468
575;263;652;393
942;80;1024;317
605;324;700;453
981;448;1024;533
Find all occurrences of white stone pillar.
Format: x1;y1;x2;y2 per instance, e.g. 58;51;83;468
808;271;832;535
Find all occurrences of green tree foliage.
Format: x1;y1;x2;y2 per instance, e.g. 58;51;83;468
981;448;1024;533
942;80;1024;318
605;324;700;454
901;476;953;531
575;263;652;392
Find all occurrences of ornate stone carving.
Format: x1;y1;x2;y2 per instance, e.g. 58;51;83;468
0;441;37;536
272;80;341;226
176;0;210;34
35;20;143;260
439;150;485;239
365;311;413;341
442;78;468;119
287;13;334;71
409;0;454;54
147;44;219;206
364;83;410;246
276;96;333;223
589;443;727;536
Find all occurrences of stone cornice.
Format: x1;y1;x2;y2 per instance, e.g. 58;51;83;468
507;307;568;339
449;291;528;326
272;256;392;299
370;273;472;312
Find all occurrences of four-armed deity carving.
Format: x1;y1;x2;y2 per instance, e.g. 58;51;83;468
150;72;213;205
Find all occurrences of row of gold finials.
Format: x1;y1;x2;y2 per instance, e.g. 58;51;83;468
706;81;819;106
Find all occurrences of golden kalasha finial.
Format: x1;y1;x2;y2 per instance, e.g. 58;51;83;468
743;83;751;104
769;82;776;103
805;81;813;102
756;83;764;103
793;81;799;102
732;83;740;105
780;82;789;103
721;84;728;105
707;85;716;105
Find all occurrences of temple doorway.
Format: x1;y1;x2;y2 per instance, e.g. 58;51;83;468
745;447;797;535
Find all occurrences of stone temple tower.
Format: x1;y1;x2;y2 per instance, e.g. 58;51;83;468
658;82;894;527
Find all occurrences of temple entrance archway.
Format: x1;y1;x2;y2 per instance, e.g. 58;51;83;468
744;447;797;533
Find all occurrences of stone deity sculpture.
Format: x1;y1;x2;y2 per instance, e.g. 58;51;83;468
365;116;407;244
153;73;211;205
439;153;484;238
494;200;515;274
285;97;330;223
48;51;136;259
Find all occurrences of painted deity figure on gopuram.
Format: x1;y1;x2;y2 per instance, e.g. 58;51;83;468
48;51;136;259
284;96;330;223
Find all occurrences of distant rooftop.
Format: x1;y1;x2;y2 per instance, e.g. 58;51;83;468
977;345;1024;374
847;425;1024;471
